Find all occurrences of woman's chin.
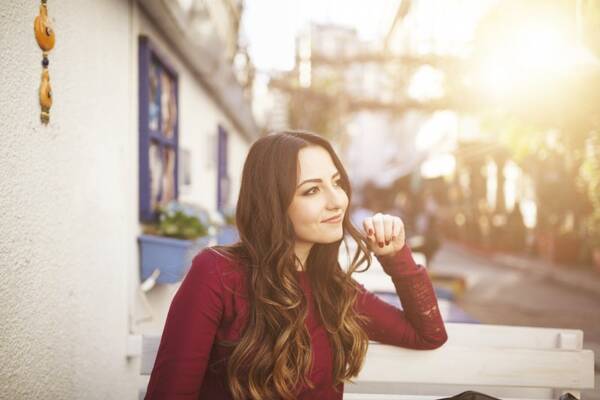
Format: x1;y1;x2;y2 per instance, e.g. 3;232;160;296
300;227;345;245
320;230;344;243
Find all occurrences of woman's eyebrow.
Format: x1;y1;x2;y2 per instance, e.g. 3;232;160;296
297;171;340;188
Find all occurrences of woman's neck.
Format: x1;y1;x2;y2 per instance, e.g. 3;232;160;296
294;241;313;271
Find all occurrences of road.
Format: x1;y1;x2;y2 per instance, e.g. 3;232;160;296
430;242;600;400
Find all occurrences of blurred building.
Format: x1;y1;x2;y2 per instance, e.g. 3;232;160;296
264;0;559;238
261;0;537;217
254;71;291;132
267;22;423;194
384;0;531;247
1;0;258;398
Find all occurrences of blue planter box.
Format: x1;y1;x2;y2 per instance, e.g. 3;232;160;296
138;234;211;284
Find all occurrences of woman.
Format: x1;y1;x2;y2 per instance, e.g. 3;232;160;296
145;131;448;400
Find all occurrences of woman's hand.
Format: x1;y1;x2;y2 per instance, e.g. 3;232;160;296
362;213;406;257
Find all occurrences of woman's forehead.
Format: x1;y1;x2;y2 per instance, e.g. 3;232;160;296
296;146;338;179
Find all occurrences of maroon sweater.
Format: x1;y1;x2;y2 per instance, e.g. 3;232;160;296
145;245;447;399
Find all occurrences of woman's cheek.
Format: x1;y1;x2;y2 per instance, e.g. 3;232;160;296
289;197;321;230
303;198;324;225
341;190;349;209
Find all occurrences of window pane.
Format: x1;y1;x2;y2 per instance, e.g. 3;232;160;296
149;63;160;132
161;147;176;205
161;71;177;140
149;141;162;211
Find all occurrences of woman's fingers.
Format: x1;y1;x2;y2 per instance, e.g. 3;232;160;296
391;216;400;240
383;215;393;244
362;217;375;239
373;213;386;246
369;213;395;247
363;214;407;254
363;214;392;245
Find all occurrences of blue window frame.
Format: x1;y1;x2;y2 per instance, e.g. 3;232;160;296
138;36;179;222
217;125;229;211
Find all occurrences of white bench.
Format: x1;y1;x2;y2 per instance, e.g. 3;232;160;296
139;323;595;399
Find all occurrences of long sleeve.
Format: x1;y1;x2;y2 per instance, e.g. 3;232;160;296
354;245;448;350
145;249;225;399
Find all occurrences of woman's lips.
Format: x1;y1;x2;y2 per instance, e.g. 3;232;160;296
322;214;343;223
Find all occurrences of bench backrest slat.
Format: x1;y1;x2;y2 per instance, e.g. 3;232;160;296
356;343;594;389
345;382;553;399
444;323;583;349
140;323;595;396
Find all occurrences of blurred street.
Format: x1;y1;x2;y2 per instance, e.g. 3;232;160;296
430;242;600;400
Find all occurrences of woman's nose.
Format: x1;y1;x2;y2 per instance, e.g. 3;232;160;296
325;185;346;209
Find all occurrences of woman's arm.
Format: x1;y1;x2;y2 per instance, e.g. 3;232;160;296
145;249;224;399
354;244;448;349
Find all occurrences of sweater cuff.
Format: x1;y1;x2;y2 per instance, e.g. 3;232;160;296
375;244;421;278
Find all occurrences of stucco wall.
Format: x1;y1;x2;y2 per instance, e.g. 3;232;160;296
0;0;137;398
0;1;252;398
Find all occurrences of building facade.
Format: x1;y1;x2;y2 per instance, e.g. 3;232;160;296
1;0;258;398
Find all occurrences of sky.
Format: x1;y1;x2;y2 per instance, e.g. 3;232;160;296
240;0;402;72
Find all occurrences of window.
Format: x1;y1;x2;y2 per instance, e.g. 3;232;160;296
138;36;179;222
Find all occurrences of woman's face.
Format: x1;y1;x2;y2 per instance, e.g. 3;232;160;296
288;145;349;247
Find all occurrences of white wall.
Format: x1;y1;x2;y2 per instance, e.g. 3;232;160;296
1;0;136;398
0;1;252;398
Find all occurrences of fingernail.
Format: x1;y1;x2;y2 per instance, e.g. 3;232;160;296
378;242;384;248
385;240;390;246
368;229;373;235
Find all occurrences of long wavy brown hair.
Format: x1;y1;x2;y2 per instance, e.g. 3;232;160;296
214;130;372;399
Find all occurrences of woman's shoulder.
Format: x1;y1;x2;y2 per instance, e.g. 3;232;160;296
189;246;247;282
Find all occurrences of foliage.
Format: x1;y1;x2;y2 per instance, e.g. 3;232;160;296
479;113;591;233
580;125;600;247
492;116;546;167
143;201;210;240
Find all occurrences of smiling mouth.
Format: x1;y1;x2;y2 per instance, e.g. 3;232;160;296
322;214;343;223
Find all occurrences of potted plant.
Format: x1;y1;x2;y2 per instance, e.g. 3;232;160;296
139;201;212;284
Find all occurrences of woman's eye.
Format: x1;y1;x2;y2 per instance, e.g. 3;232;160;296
302;180;342;196
304;187;318;196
